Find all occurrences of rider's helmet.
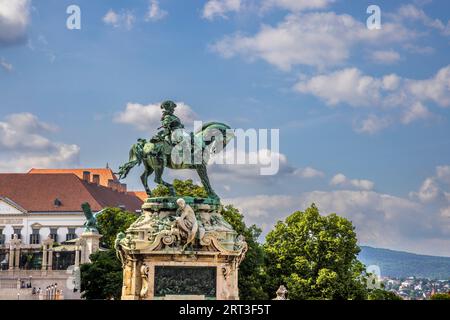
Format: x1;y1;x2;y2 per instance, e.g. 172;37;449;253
160;100;177;114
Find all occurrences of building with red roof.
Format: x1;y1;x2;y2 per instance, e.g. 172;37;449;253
0;170;145;275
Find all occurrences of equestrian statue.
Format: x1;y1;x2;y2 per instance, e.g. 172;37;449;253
117;100;234;201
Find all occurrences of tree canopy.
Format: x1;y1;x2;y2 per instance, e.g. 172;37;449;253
264;204;368;300
80;249;123;300
81;207;138;299
430;292;450;300
152;179;208;198
96;207;138;249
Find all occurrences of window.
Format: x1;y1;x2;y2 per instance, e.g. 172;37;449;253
30;228;40;245
66;228;77;241
49;228;58;242
54;198;62;207
12;227;22;240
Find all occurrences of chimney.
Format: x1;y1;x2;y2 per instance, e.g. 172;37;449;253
120;183;127;193
92;174;100;186
108;179;115;190
82;171;91;182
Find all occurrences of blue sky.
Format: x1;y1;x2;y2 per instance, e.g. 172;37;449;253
1;0;450;257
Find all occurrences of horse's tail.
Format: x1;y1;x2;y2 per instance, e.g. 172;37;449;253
195;122;234;148
117;143;143;179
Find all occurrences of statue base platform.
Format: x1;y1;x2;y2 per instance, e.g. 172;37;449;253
80;231;102;263
116;197;247;300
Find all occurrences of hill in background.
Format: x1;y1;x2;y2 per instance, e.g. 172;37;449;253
358;246;450;279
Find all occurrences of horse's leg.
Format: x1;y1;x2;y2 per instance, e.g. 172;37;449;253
154;166;176;196
141;163;154;197
196;163;219;200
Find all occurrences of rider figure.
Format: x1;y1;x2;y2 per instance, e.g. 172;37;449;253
150;100;185;159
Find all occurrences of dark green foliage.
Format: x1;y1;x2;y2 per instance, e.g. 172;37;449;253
96;207;138;249
430;293;450;300
80;249;122;300
368;289;403;300
81;207;137;300
222;205;269;300
152;179;208;198
264;204;369;300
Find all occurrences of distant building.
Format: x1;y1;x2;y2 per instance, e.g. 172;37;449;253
0;171;143;247
0;168;145;299
28;167;148;201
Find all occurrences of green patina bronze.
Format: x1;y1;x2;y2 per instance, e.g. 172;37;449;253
117;100;234;202
81;202;99;232
144;196;222;212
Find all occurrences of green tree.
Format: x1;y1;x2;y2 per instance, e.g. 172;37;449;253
80;249;123;300
81;207;137;299
430;292;450;300
368;288;402;300
96;207;138;249
264;204;368;300
152;179;208;198
222;205;268;300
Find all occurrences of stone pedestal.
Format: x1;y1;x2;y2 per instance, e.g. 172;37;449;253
117;197;247;300
9;235;21;270
42;236;54;271
80;231;102;263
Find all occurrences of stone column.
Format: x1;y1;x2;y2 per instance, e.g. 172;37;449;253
48;249;53;270
41;247;47;270
8;249;14;269
14;247;20;269
42;236;54;271
74;247;80;267
80;231;102;263
147;264;155;300
9;234;21;270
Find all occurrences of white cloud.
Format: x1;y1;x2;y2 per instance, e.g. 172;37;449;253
0;113;57;150
296;68;384;107
0;57;13;72
407;65;450;108
411;177;440;203
103;9;119;25
401;102;432;124
226;188;450;256
103;9;135;30
441;206;450;218
114;101;197;131
0;0;30;45
0;144;80;172
0;113;80;172
261;0;335;12
370;50;401;64
145;0;167;22
410;166;450;203
395;4;450;36
355;115;391;135
437;165;450;184
209;148;289;181
330;173;374;191
296;65;450;133
203;0;241;20
212;12;414;71
404;44;435;55
293;166;324;178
